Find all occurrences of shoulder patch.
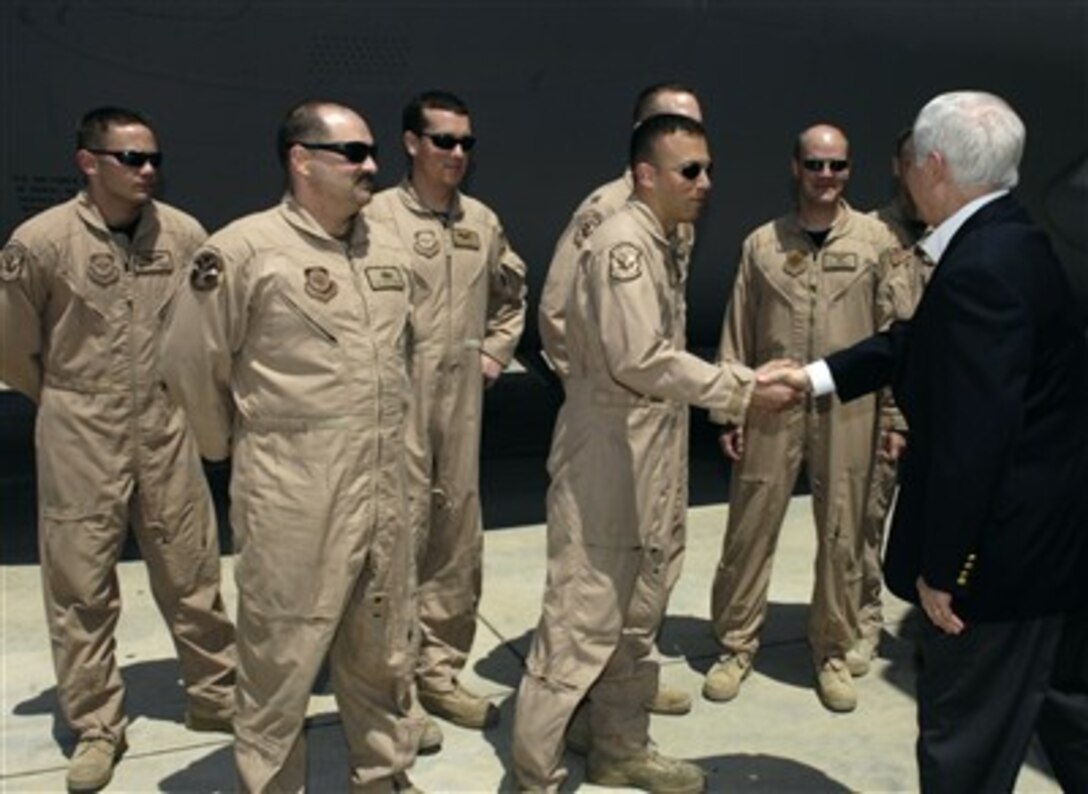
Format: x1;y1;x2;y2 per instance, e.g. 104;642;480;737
88;253;120;287
608;243;645;282
413;229;441;258
364;266;406;291
304;266;338;303
0;242;28;282
573;209;605;248
452;228;481;250
190;249;224;291
885;248;914;269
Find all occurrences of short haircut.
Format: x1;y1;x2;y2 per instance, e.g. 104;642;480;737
792;124;849;160
912;91;1025;190
629;113;707;170
76;106;154;150
276;100;334;169
631;82;698;124
402;90;469;134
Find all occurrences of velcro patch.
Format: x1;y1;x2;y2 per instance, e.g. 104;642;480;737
0;242;28;282
608;243;644;282
882;248;913;269
413;229;441;258
783;250;808;277
822;251;859;272
304;266;338;303
190;250;223;291
452;228;481;250
573;209;604;248
88;253;120;287
364;266;406;291
132;249;174;275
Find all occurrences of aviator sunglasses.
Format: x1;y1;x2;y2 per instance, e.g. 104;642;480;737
802;158;850;173
292;140;378;163
88;149;163;168
677;161;713;180
422;132;477;152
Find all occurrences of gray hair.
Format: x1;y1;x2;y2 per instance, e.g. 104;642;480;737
912;91;1025;190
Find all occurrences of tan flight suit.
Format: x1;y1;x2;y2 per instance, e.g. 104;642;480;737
366;181;526;696
0;192;235;745
538;171;693;381
513;200;754;790
161;197;419;793
537;173;695;674
858;199;931;649
710;201;899;664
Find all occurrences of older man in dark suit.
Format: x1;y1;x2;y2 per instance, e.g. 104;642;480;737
769;91;1088;792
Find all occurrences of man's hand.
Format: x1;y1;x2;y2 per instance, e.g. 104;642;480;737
758;362;812;394
917;576;965;635
879;429;908;462
749;359;807;412
481;353;504;388
719;426;744;461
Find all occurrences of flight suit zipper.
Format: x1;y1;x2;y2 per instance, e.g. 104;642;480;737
347;241;381;539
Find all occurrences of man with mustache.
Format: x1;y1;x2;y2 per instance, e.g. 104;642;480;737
163;100;421;792
0;105;236;793
366;90;527;747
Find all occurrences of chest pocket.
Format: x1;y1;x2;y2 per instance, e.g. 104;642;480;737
452;226;488;292
272;266;343;345
361;265;411;348
67;254;123;322
131;249;183;322
823;250;874;303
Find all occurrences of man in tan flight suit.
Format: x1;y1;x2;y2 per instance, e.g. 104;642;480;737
0;106;236;792
536;81;703;721
512;114;800;793
704;124;900;712
848;129;933;676
162;101;421;793
366;90;526;738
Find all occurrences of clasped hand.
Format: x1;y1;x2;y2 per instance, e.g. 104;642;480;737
749;359;811;412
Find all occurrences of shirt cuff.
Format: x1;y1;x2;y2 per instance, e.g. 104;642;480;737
805;360;836;397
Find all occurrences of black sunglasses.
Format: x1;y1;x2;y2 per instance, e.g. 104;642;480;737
88;149;163;168
293;140;377;164
422;132;477;152
678;161;713;180
802;158;850;173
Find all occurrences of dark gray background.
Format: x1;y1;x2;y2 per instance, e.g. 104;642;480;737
3;0;1085;350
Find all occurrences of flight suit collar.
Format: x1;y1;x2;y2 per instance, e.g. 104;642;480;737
628;199;688;283
74;190;159;245
395;178;464;223
787;199;856;248
279;193;369;251
627;198;670;248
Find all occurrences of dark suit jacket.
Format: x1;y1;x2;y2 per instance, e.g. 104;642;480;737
827;195;1088;621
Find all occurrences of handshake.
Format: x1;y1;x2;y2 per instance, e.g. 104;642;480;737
749;358;811;413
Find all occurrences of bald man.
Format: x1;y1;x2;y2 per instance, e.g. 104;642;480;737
704;124;899;712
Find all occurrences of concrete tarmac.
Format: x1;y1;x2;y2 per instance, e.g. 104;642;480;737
1;498;1060;792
